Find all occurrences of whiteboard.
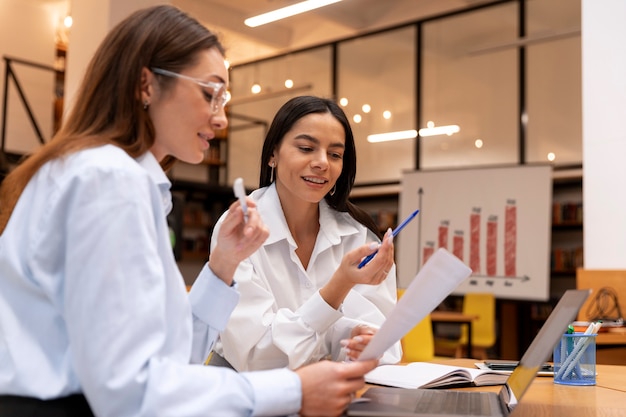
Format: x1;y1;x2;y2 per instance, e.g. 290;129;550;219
396;165;553;301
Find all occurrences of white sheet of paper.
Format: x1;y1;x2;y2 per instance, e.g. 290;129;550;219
358;248;472;361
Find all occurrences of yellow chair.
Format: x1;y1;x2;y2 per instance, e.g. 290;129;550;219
435;292;496;359
397;289;435;362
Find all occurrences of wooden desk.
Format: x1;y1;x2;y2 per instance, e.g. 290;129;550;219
430;311;478;358
439;359;626;416
510;366;626;416
357;359;626;416
596;326;626;345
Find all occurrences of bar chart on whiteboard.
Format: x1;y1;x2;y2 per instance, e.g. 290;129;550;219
396;165;553;301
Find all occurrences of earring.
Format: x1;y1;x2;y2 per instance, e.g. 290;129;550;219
269;162;275;183
330;184;336;196
143;100;149;110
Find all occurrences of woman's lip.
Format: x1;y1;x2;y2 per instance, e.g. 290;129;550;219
303;176;328;183
302;176;329;187
198;134;210;150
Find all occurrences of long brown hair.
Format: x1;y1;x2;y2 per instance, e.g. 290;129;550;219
0;5;224;234
259;96;382;239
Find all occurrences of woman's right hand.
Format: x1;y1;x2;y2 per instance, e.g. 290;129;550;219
208;198;269;285
320;229;394;309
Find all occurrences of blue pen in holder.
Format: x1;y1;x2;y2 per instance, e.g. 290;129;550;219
553;332;597;385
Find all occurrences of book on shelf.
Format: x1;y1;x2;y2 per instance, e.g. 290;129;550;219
365;362;509;390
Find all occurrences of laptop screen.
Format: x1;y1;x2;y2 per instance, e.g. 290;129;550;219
504;289;591;408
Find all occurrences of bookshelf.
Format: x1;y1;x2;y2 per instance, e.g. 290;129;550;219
550;176;583;297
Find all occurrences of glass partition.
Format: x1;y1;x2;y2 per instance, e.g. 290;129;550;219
421;2;518;169
526;0;582;166
227;0;582;182
228;46;333;187
337;26;416;184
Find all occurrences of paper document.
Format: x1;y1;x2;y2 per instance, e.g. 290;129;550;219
359;248;472;361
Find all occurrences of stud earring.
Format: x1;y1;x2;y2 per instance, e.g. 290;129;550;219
143;100;149;110
329;184;336;196
269;162;275;183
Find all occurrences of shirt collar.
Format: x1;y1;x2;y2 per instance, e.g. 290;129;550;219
252;183;360;247
135;151;173;214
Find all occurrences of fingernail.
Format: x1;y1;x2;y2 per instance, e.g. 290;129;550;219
340;339;349;347
369;242;380;250
353;336;363;343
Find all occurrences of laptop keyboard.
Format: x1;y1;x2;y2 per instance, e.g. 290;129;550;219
413;389;496;416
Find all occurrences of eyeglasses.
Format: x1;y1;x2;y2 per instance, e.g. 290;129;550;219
151;67;231;114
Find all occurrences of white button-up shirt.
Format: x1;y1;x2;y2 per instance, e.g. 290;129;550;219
211;184;402;371
0;145;301;417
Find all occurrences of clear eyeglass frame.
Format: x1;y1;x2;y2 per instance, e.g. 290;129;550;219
151;67;231;114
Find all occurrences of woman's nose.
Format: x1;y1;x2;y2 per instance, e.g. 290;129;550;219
211;108;228;130
311;151;329;170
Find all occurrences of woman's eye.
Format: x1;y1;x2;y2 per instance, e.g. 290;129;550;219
202;90;214;102
330;153;343;160
299;146;313;153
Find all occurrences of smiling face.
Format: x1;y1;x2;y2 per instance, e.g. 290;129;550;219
271;112;346;207
146;47;229;164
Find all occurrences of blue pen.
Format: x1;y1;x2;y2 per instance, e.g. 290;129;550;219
358;209;419;269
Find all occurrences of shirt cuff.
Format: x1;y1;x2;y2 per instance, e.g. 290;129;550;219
296;291;343;334
188;263;240;331
242;368;301;417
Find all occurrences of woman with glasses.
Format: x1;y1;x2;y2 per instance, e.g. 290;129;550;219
207;96;402;372
0;6;377;417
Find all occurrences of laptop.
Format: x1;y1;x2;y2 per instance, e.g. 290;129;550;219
347;289;591;417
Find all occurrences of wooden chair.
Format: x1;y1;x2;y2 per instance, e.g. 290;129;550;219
435;292;496;359
397;289;435;362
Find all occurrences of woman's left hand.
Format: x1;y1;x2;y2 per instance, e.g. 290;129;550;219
320;228;394;309
341;324;378;361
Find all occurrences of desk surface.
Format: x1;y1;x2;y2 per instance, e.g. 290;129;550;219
359;359;626;416
430;311;478;323
597;326;626;345
413;359;626;416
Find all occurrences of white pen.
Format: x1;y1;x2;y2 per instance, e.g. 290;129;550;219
233;177;248;222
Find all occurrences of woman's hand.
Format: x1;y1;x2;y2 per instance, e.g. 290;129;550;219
341;324;378;361
296;359;378;416
208;197;269;285
320;229;394;309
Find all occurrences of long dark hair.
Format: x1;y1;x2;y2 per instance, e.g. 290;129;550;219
259;96;382;239
0;5;224;234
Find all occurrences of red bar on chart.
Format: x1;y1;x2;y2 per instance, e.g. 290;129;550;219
453;230;464;261
423;241;435;266
470;207;481;274
486;215;498;276
438;220;449;249
505;199;517;277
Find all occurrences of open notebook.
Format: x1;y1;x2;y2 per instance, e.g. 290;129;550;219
347;289;590;417
364;361;509;390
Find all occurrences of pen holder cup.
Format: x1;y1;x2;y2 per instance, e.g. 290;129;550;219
553;333;596;386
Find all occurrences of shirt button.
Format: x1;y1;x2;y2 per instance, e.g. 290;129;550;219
305;281;312;288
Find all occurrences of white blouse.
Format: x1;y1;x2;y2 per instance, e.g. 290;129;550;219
0;146;301;417
210;184;402;371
